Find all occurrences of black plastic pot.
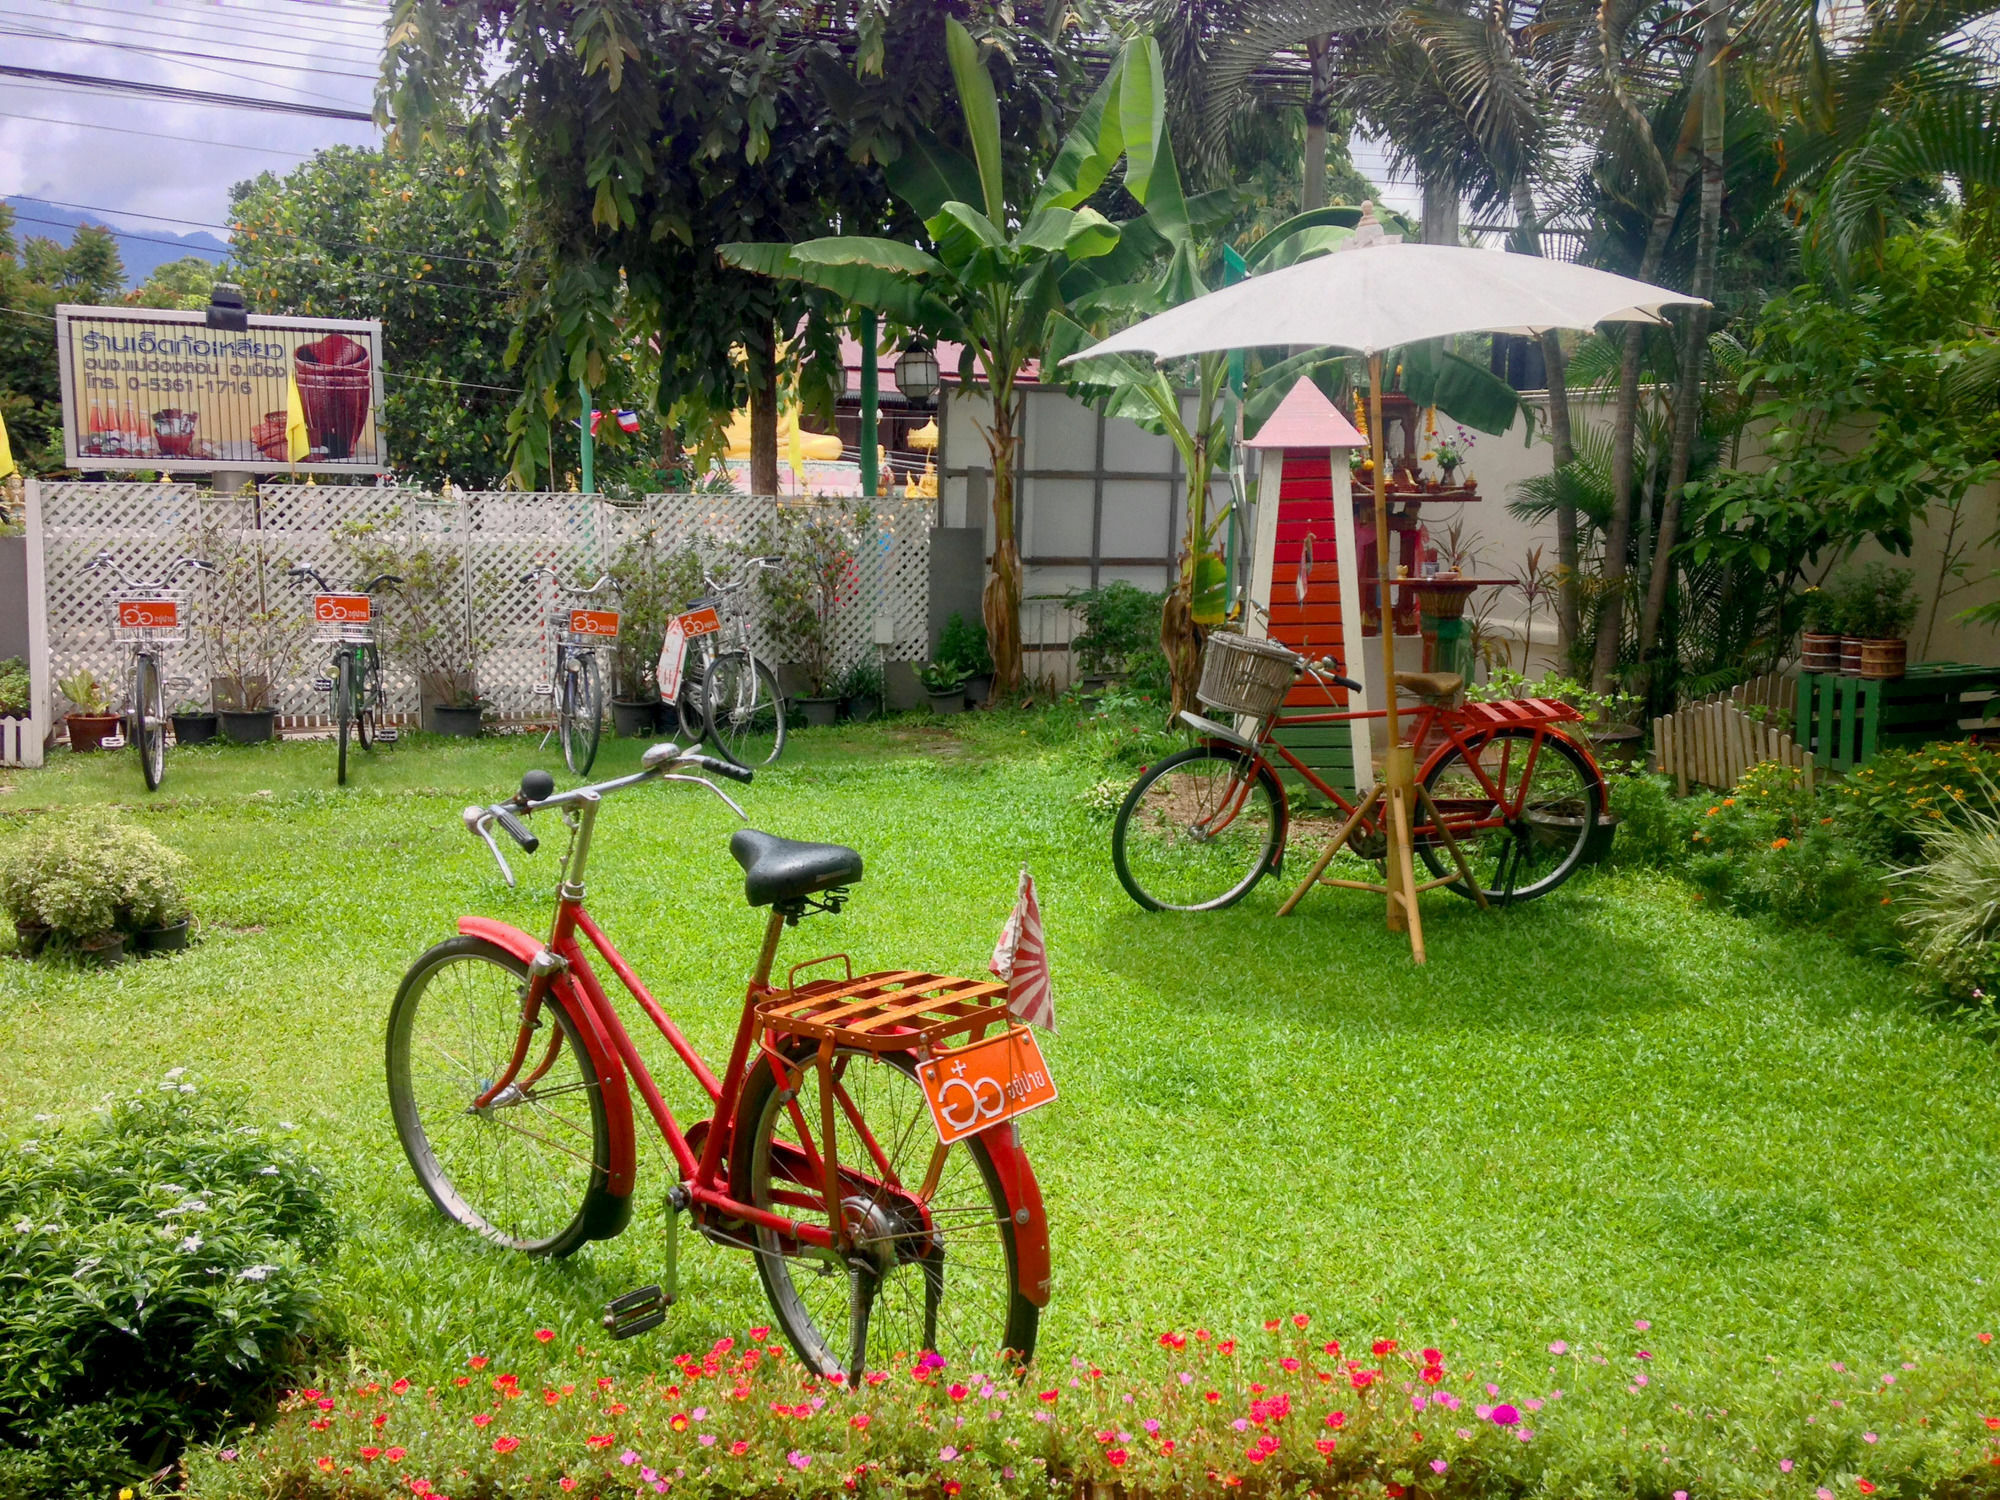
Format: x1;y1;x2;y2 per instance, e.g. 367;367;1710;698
612;698;658;737
78;931;126;968
926;685;968;716
844;693;881;724
795;696;839;728
427;704;483;738
963;672;994;707
11;921;50;957
219;709;276;744
136;918;191;954
172;712;219;745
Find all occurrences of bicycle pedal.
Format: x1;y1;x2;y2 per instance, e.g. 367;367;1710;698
602;1284;670;1340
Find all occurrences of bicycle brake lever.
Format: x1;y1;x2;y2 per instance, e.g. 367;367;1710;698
659;773;747;820
462;806;517;888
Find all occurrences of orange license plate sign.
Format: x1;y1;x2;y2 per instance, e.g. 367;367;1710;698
570;607;620;638
117;599;178;629
676;604;722;638
918;1027;1056;1145
314;593;371;624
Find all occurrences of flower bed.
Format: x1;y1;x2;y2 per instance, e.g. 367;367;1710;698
184;1320;2000;1500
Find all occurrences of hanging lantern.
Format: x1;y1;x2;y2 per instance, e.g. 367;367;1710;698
893;337;941;405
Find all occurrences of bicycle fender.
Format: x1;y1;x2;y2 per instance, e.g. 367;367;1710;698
456;917;638;1199
979;1119;1052;1308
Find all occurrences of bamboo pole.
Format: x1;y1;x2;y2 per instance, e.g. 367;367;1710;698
1369;353;1423;960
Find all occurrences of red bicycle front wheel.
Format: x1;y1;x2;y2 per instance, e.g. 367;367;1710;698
1415;728;1603;903
1111;745;1287;911
386;936;624;1256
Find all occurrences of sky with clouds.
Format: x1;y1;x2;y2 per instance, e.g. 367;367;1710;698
0;0;1424;261
0;0;386;246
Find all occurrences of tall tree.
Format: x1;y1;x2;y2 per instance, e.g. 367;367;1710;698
0;213;127;474
229;146;518;488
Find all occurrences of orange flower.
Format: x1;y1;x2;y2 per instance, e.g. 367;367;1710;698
1771;838;1790;849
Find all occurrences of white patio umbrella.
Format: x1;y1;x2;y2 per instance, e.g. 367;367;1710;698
1065;207;1707;961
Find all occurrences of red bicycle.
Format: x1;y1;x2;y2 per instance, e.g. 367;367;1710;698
386;744;1050;1376
1111;633;1607;911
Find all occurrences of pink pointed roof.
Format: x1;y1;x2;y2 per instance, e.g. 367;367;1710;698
1243;377;1366;450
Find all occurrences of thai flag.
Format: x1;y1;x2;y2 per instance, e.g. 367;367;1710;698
990;869;1055;1032
614;410;642;434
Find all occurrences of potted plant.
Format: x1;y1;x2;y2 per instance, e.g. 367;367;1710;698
937;612;994;707
0;815;146;967
1068;582;1167;691
1797;585;1845;673
917;658;968;714
1850;563;1918;680
58;669;121;752
606;529;705;736
210;610;292;743
837;658;885;723
759;505;869;730
121;852;193;954
171;697;218;745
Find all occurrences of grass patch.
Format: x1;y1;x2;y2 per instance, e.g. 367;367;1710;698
5;715;2000;1486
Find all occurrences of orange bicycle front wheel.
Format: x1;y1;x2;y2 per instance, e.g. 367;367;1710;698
1415;728;1602;903
1112;745;1287;911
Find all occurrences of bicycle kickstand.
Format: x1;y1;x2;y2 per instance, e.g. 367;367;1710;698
602;1188;682;1341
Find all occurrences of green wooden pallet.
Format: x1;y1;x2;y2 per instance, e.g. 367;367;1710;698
1795;663;2000;771
1272;718;1360;800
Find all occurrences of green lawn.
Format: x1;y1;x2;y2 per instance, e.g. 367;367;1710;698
4;717;1997;1404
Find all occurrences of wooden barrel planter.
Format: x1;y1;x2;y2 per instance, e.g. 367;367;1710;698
1840;637;1865;675
1799;632;1843;673
1858;638;1907;680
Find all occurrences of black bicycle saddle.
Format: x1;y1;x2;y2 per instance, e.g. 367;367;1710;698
728;829;864;907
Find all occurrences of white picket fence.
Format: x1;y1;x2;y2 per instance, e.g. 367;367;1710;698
23;479;931;737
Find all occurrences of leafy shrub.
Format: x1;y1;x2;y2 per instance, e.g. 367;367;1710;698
0;1077;336;1497
1467;668;1639;728
758;507;870;698
1835;741;2000;861
1;813;192;945
1893;783;2000;1010
55;669;107;715
0;656;28;717
937;612;993;679
1068;583;1166;685
607;528;706;700
1603;771;1702;866
185;1316;2000;1500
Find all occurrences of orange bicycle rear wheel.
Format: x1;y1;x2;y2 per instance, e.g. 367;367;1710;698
1415;728;1601;903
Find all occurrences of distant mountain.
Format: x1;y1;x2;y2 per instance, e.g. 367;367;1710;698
3;196;230;287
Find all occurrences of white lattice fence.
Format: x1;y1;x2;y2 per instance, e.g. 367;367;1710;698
36;484;930;730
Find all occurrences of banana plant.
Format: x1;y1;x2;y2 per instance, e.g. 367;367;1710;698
721;19;1190;698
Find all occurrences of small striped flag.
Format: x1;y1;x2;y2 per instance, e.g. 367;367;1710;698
989;868;1054;1033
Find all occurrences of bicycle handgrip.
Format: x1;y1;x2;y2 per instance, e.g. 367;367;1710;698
689;754;752;785
492;805;539;852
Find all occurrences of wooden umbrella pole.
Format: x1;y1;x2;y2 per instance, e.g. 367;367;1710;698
1369;356;1423;959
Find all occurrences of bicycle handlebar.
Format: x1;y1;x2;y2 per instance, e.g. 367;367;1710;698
286;566;401;594
91;550;215;590
521;566;617;596
461;742;751;887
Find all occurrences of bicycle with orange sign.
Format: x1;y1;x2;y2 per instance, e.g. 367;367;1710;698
88;549;215;791
388;743;1052;1375
522;567;619;775
285;565;402;786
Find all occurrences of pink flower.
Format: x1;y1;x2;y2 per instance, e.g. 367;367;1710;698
1782;1461;1795;1473
1864;1433;1878;1444
1549;1341;1568;1355
1431;1460;1449;1474
1456;1428;1472;1441
1490;1405;1520;1426
1673;1491;1686;1500
1635;1320;1650;1331
1518;1429;1534;1443
1637;1350;1653;1360
1881;1375;1895;1386
787;1450;811;1471
1819;1489;1837;1499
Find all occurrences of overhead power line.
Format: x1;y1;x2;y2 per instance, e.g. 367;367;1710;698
0;19;381;83
0;0;389;59
0;62;374;119
0;106;318;155
22;195;513;270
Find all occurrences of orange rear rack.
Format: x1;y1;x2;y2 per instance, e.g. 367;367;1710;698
758;970;1013;1054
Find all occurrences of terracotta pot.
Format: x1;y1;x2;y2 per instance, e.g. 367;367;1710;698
65;712;121;752
1840;637;1865;676
1859;638;1907;680
1799;631;1843;673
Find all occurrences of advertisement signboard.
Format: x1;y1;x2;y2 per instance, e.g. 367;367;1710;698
55;304;388;475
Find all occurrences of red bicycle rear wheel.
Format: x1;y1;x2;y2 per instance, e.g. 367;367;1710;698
1415;728;1602;903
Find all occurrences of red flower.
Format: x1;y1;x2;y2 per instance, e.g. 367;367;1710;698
1219;1340;1237;1356
492;1435;520;1454
317;1398;335;1412
750;1326;771;1340
1371;1340;1397;1357
1350;1370;1376;1390
373;1413;389;1429
1422;1349;1442;1365
1196;1329;1213;1342
469;1357;489;1370
1387;1486;1406;1498
1293;1314;1311;1329
535;1329;555;1344
384;1447;406;1462
453;1377;470;1388
1162;1440;1177;1455
1315;1439;1337;1458
316;1457;335;1473
1159;1332;1187;1350
472;1414;494;1429
1280;1358;1302;1372
1038;1390;1059;1403
309;1420;330;1433
1205;1391;1222;1404
391;1379;411;1395
1985;1417;2000;1431
586;1435;614;1449
1421;1366;1445;1385
944;1483;962;1497
360;1447;382;1462
1980;1333;1994;1345
851;1414;871;1430
949;1383;969;1401
560;1480;578;1493
1264;1320;1282;1332
1107;1449;1129;1468
1325;1412;1347;1429
1858;1483;1877;1494
597;1377;614;1391
609;1403;628;1416
731;1441;751;1457
670;1414;689;1432
1323;1341;1342;1357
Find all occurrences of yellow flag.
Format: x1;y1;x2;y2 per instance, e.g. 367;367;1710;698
0;409;15;480
784;407;806;488
285;372;310;464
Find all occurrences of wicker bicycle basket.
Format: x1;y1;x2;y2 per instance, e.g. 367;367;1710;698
1196;632;1301;719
